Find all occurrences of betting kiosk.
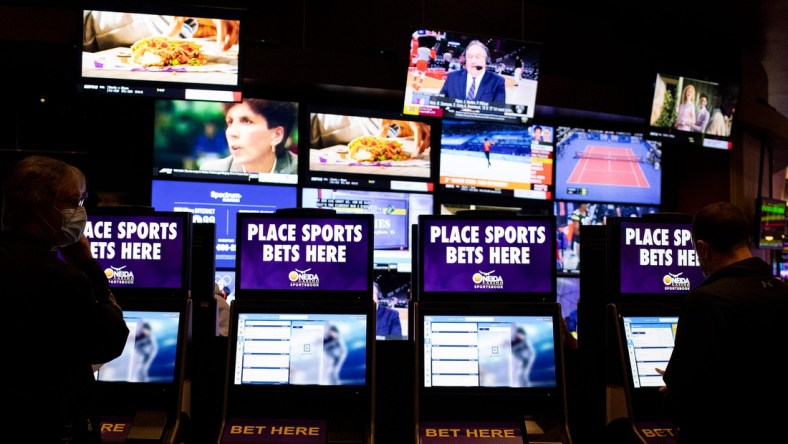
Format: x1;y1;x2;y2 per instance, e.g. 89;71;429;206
84;209;193;443
414;213;572;444
602;215;703;443
219;211;375;444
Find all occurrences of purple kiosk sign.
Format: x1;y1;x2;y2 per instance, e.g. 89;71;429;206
237;213;374;294
418;215;555;298
618;220;704;294
84;213;188;289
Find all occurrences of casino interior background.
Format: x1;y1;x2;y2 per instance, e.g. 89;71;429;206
1;1;787;444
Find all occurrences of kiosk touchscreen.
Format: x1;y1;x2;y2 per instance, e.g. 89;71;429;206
220;299;375;444
97;298;192;444
414;301;571;444
416;213;556;303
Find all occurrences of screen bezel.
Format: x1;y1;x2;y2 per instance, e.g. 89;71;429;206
235;212;375;300
86;208;192;296
416;213;556;303
78;1;244;101
414;301;566;422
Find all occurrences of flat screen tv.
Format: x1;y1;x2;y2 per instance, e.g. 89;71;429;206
554;126;662;206
415;301;566;423
79;2;243;101
647;73;739;150
83;211;190;293
235;212;374;299
403;29;540;124
755;197;786;250
151;179;297;270
308;108;435;193
153;97;299;185
607;216;705;304
416;214;555;302
439;119;554;202
302;187;433;273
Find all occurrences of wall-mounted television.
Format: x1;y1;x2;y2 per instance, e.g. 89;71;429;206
79;2;243;101
235;212;374;299
153;97;299;185
150;179;297;270
402;29;540;124
439;119;553;202
647;73;739;150
83;211;190;293
755;197;786;250
554;126;662;206
302;187;433;273
416;214;555;302
308;108;435;193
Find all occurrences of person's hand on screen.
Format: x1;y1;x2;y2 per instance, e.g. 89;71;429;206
214;19;240;52
655;368;668;393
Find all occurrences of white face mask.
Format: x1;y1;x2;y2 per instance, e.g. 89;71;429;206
55;206;87;249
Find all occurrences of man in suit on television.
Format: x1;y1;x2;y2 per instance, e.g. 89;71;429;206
438;40;506;104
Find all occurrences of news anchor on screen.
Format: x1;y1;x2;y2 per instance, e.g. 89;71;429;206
439;40;506;103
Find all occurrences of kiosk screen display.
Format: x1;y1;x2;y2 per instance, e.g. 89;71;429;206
622;315;677;388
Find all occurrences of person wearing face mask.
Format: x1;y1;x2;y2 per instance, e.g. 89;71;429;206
657;202;788;444
0;155;130;443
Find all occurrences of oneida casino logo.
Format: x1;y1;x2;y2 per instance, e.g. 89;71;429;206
289;268;320;288
662;272;690;291
472;270;503;289
105;265;135;285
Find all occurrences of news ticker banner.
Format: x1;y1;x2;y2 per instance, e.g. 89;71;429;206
619;221;705;294
237;216;371;291
84;214;185;288
421;218;553;293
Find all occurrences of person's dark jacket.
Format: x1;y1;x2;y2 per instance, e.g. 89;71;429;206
662;257;788;443
1;231;130;443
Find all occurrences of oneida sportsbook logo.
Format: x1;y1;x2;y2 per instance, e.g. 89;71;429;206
663;272;690;291
472;270;503;289
105;265;135;285
288;268;320;288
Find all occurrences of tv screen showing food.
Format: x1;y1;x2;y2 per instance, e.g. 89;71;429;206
403;29;540;124
308;109;434;193
80;4;243;101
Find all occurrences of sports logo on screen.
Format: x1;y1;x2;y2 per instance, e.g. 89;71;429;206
472;269;504;289
288;267;320;288
105;265;135;285
662;272;690;291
